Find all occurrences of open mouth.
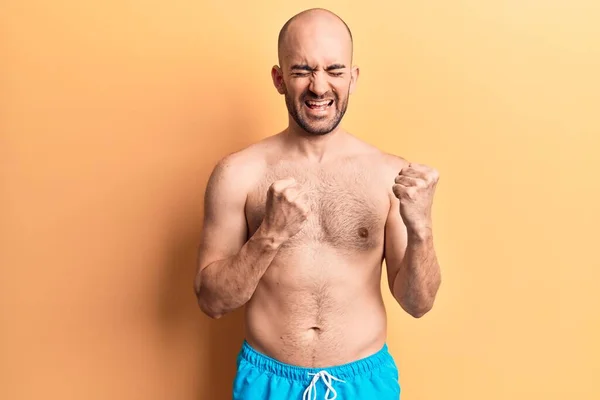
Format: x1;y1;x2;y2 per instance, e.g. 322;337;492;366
305;99;334;110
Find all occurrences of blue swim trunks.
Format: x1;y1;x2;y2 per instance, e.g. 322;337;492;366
233;340;401;399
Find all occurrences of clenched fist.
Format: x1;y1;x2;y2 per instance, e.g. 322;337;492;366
260;178;310;243
392;162;439;234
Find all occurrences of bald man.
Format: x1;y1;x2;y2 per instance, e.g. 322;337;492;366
194;8;442;400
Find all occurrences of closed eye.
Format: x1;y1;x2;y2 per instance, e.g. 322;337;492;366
292;71;343;78
326;64;346;77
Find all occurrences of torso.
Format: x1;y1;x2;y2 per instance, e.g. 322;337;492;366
241;132;405;367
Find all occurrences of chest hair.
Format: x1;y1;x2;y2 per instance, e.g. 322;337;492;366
246;161;388;251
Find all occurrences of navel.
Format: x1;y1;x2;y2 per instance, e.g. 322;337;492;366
305;327;321;340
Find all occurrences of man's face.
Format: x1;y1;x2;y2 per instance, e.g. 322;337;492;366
273;20;359;135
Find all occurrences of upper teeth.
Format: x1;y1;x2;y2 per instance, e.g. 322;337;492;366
308;100;329;106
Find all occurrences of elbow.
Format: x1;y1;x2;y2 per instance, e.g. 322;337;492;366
201;305;225;320
406;303;433;318
407;278;442;318
396;279;441;318
197;294;226;320
400;292;438;318
194;283;226;320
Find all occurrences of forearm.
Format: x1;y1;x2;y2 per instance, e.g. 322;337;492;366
392;229;441;317
196;226;281;318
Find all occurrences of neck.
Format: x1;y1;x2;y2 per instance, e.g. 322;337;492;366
283;122;346;163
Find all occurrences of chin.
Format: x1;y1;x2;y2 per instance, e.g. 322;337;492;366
301;121;338;136
300;115;340;135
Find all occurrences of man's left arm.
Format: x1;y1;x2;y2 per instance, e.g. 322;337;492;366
384;160;442;318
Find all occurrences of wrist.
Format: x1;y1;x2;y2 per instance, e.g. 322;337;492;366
406;223;433;242
253;224;286;251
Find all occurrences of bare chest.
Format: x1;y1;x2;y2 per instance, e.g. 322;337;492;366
246;162;390;251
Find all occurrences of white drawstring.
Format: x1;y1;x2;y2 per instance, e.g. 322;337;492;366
302;370;346;400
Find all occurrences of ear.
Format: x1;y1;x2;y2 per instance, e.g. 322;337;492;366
271;65;286;94
349;65;360;94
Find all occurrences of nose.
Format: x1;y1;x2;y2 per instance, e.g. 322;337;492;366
308;71;329;97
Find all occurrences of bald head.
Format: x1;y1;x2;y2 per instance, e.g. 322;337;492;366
272;8;359;136
277;8;353;66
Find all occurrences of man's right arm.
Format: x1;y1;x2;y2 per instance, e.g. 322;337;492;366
193;155;280;319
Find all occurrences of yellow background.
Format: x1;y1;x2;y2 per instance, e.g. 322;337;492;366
2;1;599;399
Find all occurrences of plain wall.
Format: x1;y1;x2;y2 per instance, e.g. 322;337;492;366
1;1;599;399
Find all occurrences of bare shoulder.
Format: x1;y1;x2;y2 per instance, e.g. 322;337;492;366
380;151;410;175
370;152;410;199
207;139;271;195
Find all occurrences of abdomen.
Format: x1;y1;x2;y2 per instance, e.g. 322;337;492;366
244;244;388;367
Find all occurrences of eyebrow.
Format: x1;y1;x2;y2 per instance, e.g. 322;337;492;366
326;64;346;71
291;64;313;71
290;64;347;71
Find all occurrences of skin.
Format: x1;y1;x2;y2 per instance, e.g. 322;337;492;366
194;9;442;368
